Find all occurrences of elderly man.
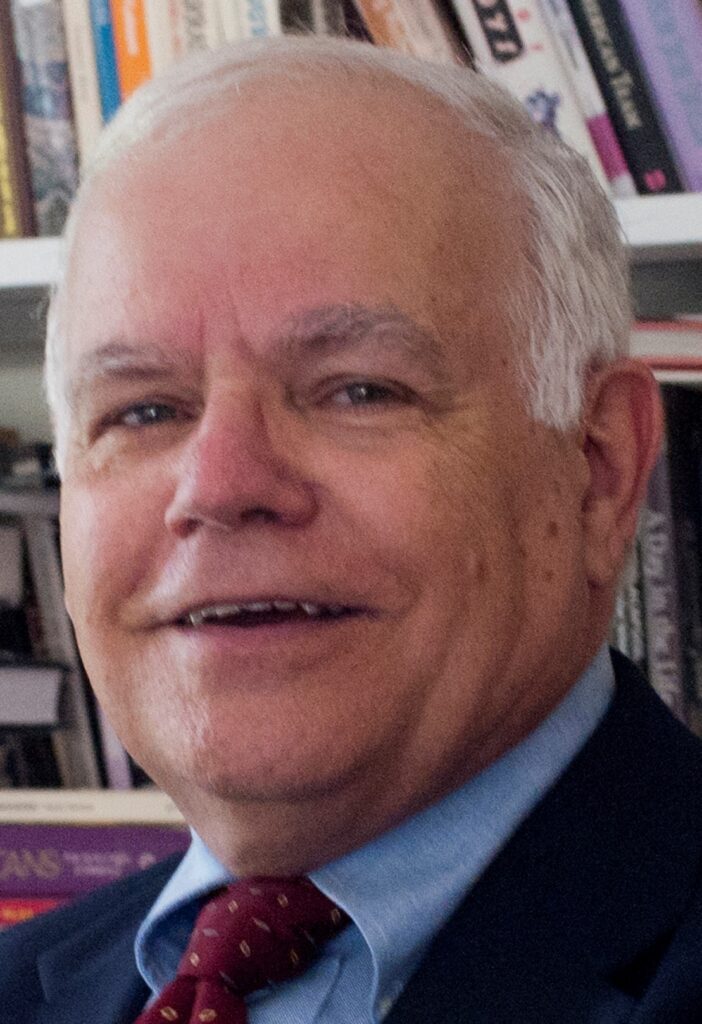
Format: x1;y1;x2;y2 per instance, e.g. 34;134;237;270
2;34;702;1024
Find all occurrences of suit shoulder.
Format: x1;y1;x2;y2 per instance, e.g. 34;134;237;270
0;851;182;958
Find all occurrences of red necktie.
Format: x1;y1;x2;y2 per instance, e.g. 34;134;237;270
134;876;349;1023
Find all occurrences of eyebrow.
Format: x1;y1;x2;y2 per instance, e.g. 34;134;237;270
67;341;201;411
66;303;449;409
276;304;449;381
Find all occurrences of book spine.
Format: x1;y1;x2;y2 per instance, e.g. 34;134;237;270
61;0;104;167
109;0;152;99
616;0;702;193
9;0;80;236
21;516;102;786
280;0;347;34
0;823;190;898
0;896;65;929
144;0;184;73
451;0;608;189
89;0;122;121
564;0;683;193
228;0;283;38
178;0;227;52
0;2;34;237
625;543;647;675
216;0;242;39
537;0;635;196
353;0;464;64
639;448;689;724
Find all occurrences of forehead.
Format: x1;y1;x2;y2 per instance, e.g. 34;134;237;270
63;71;525;377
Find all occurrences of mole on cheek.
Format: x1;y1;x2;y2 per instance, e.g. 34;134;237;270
547;520;559;538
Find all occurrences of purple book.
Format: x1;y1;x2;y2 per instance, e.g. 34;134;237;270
0;822;189;898
617;0;702;191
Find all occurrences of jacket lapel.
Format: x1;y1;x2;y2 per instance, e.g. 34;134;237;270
387;654;702;1023
32;854;180;1024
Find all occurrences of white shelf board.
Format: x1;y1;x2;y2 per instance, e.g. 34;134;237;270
615;194;702;264
0;236;63;289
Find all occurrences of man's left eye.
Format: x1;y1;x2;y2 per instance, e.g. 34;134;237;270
119;402;179;427
329;382;407;407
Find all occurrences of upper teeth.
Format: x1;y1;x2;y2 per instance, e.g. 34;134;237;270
186;600;343;626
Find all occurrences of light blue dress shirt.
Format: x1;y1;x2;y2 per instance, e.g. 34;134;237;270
136;645;615;1022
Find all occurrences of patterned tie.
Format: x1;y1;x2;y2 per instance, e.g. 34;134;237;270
134;876;349;1023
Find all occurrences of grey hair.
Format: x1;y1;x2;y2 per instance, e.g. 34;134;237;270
45;35;630;469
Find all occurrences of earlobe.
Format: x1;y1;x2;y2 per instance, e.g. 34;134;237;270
581;359;663;588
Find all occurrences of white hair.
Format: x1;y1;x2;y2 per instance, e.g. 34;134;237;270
45;35;630;469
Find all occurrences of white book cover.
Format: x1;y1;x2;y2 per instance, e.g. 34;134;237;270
144;0;183;74
451;0;607;188
61;0;103;165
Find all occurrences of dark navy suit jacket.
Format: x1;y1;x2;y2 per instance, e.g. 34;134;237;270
2;651;702;1023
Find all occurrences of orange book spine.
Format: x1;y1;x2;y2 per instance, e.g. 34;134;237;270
109;0;152;99
352;0;414;51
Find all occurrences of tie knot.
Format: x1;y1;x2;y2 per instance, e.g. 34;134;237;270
180;876;348;997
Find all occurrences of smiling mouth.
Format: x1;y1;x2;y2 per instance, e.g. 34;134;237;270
177;600;364;629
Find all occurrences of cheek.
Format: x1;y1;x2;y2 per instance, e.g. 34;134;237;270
61;479;168;629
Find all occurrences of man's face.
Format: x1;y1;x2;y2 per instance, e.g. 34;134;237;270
60;77;592;856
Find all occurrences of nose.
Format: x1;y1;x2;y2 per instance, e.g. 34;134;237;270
164;394;318;537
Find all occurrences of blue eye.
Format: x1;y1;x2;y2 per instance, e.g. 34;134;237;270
120;402;178;427
332;382;405;407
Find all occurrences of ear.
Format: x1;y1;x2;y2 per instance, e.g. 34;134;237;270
580;359;663;588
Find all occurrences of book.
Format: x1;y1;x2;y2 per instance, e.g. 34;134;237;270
0;896;63;929
0;801;189;924
638;446;689;724
0;733;62;788
178;0;227;53
0;524;23;608
630;320;702;371
0;787;184;822
353;0;467;65
20;511;102;787
144;0;183;74
281;0;349;34
563;0;682;194
538;0;635;197
61;0;103;166
9;0;81;235
450;0;609;191
109;0;152;99
0;662;65;728
89;0;121;122
0;788;188;922
616;0;702;193
218;0;283;39
0;1;34;237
